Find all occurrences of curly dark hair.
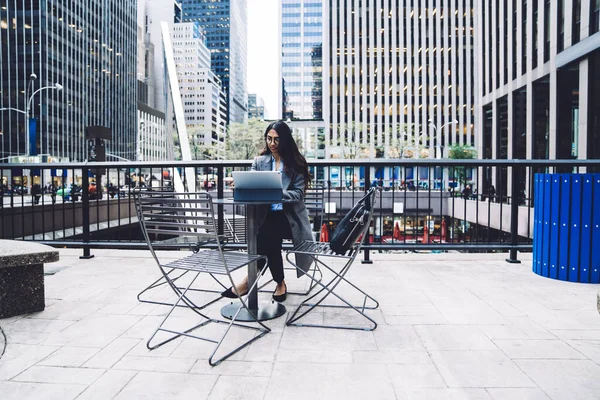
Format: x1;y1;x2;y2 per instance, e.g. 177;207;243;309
260;120;310;189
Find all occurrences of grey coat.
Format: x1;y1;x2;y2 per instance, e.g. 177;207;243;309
251;155;314;276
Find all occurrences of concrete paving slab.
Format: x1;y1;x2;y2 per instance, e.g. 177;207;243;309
515;359;600;400
0;249;598;399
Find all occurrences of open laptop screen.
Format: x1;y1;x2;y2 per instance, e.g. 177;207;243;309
232;171;283;202
232;171;282;190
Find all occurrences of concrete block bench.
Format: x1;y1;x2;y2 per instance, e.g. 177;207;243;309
0;240;59;318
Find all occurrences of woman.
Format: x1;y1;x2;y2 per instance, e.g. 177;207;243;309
221;120;314;302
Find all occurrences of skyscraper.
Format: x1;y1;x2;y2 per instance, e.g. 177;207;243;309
181;0;248;124
281;0;326;161
282;0;323;121
248;93;265;119
172;22;227;159
324;1;476;161
0;0;137;162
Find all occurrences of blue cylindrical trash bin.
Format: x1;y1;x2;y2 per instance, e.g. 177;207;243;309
533;173;600;283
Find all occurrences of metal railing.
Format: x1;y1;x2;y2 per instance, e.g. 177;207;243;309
1;158;598;263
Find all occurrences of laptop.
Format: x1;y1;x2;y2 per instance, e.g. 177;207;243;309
232;171;283;202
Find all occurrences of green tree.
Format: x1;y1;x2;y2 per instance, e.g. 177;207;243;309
448;143;477;187
187;126;216;160
225;119;265;160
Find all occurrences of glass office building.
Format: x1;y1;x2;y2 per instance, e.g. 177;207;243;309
281;0;325;160
282;0;323;121
181;0;248;124
0;0;137;162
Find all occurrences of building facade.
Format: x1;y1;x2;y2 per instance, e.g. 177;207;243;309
281;0;326;161
137;0;182;161
0;0;137;162
136;105;167;161
324;1;476;162
477;0;600;199
172;22;227;159
136;0;171;161
248;93;265;119
181;0;248;124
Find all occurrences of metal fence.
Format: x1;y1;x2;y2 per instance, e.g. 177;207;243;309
1;159;598;262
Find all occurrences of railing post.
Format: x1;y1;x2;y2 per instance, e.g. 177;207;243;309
362;164;372;264
506;164;521;264
217;164;224;235
79;166;94;259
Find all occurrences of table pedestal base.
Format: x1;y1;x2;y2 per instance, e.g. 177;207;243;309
221;302;286;322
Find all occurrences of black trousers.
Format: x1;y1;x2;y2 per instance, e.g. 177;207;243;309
257;210;292;284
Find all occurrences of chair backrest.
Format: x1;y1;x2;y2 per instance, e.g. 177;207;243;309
355;187;378;249
305;185;326;240
135;190;224;267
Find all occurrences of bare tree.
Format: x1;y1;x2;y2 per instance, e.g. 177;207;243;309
337;122;368;159
389;124;429;159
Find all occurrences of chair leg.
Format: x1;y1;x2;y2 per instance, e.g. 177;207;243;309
284;254;379;331
138;268;227;310
146;272;215;350
208;273;271;366
147;270;271;366
292;255;378;311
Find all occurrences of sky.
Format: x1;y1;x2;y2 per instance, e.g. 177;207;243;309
247;0;279;119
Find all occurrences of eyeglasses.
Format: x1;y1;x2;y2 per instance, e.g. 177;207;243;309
266;136;280;144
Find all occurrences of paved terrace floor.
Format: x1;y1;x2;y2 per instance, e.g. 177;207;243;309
0;249;599;400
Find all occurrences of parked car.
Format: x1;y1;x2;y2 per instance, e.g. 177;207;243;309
56;185;81;201
56;187;71;201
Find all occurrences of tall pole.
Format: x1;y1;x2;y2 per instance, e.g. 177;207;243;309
429;119;458;190
137;121;144;161
25;83;63;157
25;74;36;157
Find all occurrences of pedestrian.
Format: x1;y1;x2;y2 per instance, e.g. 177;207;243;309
71;183;80;202
31;183;42;204
462;184;472;199
51;184;57;204
488;185;496;202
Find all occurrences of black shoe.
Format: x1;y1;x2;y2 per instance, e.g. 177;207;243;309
272;283;287;303
221;287;247;298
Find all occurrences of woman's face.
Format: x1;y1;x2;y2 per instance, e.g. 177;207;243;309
266;129;280;154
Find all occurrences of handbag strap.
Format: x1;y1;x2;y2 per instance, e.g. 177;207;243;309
359;187;376;208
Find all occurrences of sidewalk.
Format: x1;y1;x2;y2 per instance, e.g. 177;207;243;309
0;250;599;399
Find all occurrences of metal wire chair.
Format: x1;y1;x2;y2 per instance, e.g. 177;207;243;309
136;190;270;366
285;187;380;331
135;189;230;310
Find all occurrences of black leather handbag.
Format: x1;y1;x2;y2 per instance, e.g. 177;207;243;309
330;188;376;255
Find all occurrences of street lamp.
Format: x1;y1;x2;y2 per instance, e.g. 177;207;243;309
428;119;458;159
26;81;63;156
26;73;37;104
428;119;458;191
1;76;62;157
